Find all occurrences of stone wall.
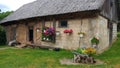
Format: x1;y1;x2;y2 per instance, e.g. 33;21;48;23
33;22;42;44
40;15;110;52
97;16;109;52
5;24;17;43
5;25;11;43
16;23;27;44
5;15;116;52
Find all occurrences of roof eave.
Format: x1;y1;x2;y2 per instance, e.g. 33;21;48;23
0;10;100;26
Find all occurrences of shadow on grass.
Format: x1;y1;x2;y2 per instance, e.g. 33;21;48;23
0;45;8;48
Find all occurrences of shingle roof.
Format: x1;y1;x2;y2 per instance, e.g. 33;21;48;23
0;0;105;24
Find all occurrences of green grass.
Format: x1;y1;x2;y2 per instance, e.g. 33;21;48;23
94;33;120;68
0;45;7;48
0;49;73;68
0;34;120;68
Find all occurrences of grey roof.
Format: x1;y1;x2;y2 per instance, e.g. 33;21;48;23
0;0;105;24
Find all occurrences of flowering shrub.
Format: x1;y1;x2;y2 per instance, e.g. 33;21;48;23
78;32;85;38
42;27;55;41
84;48;96;56
78;32;85;35
76;47;96;56
63;29;73;33
43;27;55;35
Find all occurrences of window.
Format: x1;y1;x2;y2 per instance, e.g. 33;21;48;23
110;1;113;7
59;20;68;27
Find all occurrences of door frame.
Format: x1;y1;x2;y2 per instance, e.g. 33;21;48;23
28;26;34;43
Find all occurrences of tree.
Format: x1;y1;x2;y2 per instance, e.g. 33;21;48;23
0;11;13;21
0;11;13;45
0;26;6;45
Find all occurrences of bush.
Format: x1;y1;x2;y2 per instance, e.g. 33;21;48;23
91;37;99;45
0;26;6;45
76;48;83;53
0;11;13;45
76;48;96;56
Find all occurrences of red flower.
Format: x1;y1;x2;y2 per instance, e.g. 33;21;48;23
64;29;68;33
64;29;73;33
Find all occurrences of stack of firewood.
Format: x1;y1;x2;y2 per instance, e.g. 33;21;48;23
73;52;96;64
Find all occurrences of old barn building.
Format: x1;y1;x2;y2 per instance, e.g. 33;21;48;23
0;0;118;52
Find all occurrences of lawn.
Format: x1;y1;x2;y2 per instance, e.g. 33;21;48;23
0;34;120;68
0;45;7;48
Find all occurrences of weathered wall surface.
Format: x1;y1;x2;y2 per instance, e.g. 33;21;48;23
5;24;17;43
112;23;117;40
33;22;42;44
5;25;12;43
5;15;116;52
97;16;109;52
16;23;27;44
41;15;110;52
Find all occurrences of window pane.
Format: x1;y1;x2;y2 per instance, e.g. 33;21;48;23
59;20;68;27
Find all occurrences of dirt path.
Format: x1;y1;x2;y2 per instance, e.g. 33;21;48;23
0;47;18;50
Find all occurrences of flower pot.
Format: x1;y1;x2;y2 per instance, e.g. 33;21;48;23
92;43;98;49
43;38;46;40
79;34;84;38
47;38;49;41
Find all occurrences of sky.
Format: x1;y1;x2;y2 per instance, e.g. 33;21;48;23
0;0;36;12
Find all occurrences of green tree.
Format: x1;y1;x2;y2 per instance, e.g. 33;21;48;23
0;26;6;45
0;11;13;21
0;10;13;45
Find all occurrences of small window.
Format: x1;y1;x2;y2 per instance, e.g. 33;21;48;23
110;1;113;7
59;20;68;27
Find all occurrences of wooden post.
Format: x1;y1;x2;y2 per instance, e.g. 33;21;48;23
53;18;56;43
109;21;113;45
4;26;9;44
42;19;45;28
41;18;45;42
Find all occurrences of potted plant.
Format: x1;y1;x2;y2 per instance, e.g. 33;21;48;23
63;29;73;34
85;47;96;56
91;37;99;48
42;27;55;42
78;32;85;38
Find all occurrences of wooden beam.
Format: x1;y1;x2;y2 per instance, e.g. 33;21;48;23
53;18;56;43
42;19;45;28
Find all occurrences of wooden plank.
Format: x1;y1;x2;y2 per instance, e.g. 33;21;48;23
42;19;45;28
